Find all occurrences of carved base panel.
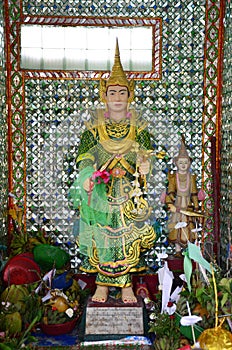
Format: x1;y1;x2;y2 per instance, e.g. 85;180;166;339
85;296;144;336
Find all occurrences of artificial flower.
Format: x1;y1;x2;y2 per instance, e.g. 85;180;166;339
180;315;202;326
166;300;177;315
175;221;188;229
149;313;157;320
65;308;74;318
191;226;203;233
92;170;111;184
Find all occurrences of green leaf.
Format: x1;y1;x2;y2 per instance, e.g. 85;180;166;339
0;344;13;350
221;292;229;308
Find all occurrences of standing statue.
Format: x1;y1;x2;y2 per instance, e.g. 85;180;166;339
70;40;156;303
165;138;200;256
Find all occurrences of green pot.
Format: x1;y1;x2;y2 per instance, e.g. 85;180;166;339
33;244;70;271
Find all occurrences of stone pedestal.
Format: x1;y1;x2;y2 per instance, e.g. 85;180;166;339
85;296;144;336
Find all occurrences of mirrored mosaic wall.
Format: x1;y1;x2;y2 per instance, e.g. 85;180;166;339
23;0;206;269
0;3;8;246
23;0;205;19
220;0;232;269
4;0;224;270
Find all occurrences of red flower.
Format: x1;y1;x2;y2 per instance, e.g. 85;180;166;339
92;170;111;184
167;301;173;307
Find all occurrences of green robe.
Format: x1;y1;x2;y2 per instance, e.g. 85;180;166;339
70;109;156;287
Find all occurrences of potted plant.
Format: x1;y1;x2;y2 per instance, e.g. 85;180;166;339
146;293;190;350
176;268;232;333
0;315;39;350
149;311;182;350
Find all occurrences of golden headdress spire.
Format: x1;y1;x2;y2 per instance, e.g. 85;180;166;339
100;38;134;103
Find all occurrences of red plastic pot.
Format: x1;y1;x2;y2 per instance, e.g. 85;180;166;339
3;255;41;285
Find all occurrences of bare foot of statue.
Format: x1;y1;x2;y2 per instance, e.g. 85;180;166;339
121;286;137;304
92;285;109;303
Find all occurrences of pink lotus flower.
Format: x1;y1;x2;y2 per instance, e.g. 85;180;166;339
92;170;111;184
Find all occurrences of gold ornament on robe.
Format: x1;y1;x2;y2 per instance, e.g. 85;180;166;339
96;108;139;156
100;38;135;104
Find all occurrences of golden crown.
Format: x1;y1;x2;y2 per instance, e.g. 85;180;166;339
100;38;134;103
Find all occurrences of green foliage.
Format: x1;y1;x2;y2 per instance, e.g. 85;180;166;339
148;292;182;350
176;269;232;331
21;292;43;326
219;277;232;314
149;313;181;350
0;315;39;349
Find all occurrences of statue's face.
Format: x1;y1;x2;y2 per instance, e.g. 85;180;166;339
176;157;190;173
104;85;129;117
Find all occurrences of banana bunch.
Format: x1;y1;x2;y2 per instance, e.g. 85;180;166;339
28;228;55;250
9;232;30;256
154;337;167;350
43;308;68;325
65;279;81;303
154;336;180;350
9;227;55;257
176;295;188;316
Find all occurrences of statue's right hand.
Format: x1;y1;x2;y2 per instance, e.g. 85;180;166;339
168;204;176;213
83;178;94;192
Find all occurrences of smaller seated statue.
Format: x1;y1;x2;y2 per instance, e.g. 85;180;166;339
165;138;201;256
